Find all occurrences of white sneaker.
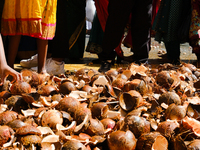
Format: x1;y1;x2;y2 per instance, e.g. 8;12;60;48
31;58;65;75
20;54;38;68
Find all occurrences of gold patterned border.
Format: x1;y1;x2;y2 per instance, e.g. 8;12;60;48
1;19;56;39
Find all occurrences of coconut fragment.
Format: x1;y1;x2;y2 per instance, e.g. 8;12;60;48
69;91;87;101
161;103;168;109
187;96;200;105
104;128;112;134
51;101;59;107
41;135;59;143
169;72;181;90
63;135;87;143
153;94;160;100
38;109;47;119
74;114;89;132
75;80;85;89
152;135;168;150
40;96;52;107
0;104;7;113
56;121;76;131
182;116;200;137
136;132;168;150
41;143;55;150
92;75;109;87
32;101;44;107
21;109;36;117
37;126;55;135
107;110;121;120
3;135;15;148
150;118;158;130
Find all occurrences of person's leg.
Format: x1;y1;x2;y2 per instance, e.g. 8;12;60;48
130;0;153;64
99;0;133;61
37;39;48;74
7;35;21;68
164;40;180;64
28;0;66;75
48;0;68;62
98;0;133;72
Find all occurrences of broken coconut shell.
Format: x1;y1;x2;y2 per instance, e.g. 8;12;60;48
136;132;168;150
107;130;137;150
119;90;143;112
158;91;181;105
0;125;14;146
59;81;76;95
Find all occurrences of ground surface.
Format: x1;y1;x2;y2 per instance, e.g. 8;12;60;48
14;37;197;72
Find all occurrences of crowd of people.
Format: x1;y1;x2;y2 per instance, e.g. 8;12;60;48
0;0;200;83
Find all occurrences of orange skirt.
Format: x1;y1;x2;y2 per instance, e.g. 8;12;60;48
1;0;57;40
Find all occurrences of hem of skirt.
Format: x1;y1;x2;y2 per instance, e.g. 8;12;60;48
1;33;54;40
1;19;56;40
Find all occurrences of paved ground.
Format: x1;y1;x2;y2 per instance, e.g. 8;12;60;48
14;36;197;72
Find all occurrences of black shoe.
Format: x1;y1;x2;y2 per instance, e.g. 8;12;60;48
92;59;101;64
124;55;148;65
171;59;181;65
116;55;124;64
98;61;112;73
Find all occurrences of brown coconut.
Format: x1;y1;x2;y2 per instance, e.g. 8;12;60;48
10;81;31;95
123;79;147;95
119;90;143;112
56;97;80;117
136;132;168;150
107;130;137;150
59;81;76;95
158;91;181;105
121;115;150;138
0;125;14;146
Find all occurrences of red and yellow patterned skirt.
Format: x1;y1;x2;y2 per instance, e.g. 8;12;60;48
1;0;57;40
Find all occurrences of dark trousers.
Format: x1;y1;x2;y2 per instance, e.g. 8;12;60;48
164;41;180;61
48;0;69;58
99;0;153;62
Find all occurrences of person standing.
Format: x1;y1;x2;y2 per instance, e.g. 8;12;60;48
1;0;57;74
20;0;87;75
98;0;153;72
152;0;191;64
189;0;200;66
86;0;96;34
66;0;86;62
86;0;132;64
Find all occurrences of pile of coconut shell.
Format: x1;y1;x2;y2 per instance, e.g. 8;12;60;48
1;62;200;149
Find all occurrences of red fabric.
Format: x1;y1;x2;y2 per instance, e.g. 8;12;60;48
115;36;124;58
95;0;124;58
152;0;161;25
94;0;109;32
95;0;161;58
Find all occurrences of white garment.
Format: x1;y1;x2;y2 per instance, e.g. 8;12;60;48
86;0;96;22
86;20;92;30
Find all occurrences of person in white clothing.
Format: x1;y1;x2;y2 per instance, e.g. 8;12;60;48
86;0;96;34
